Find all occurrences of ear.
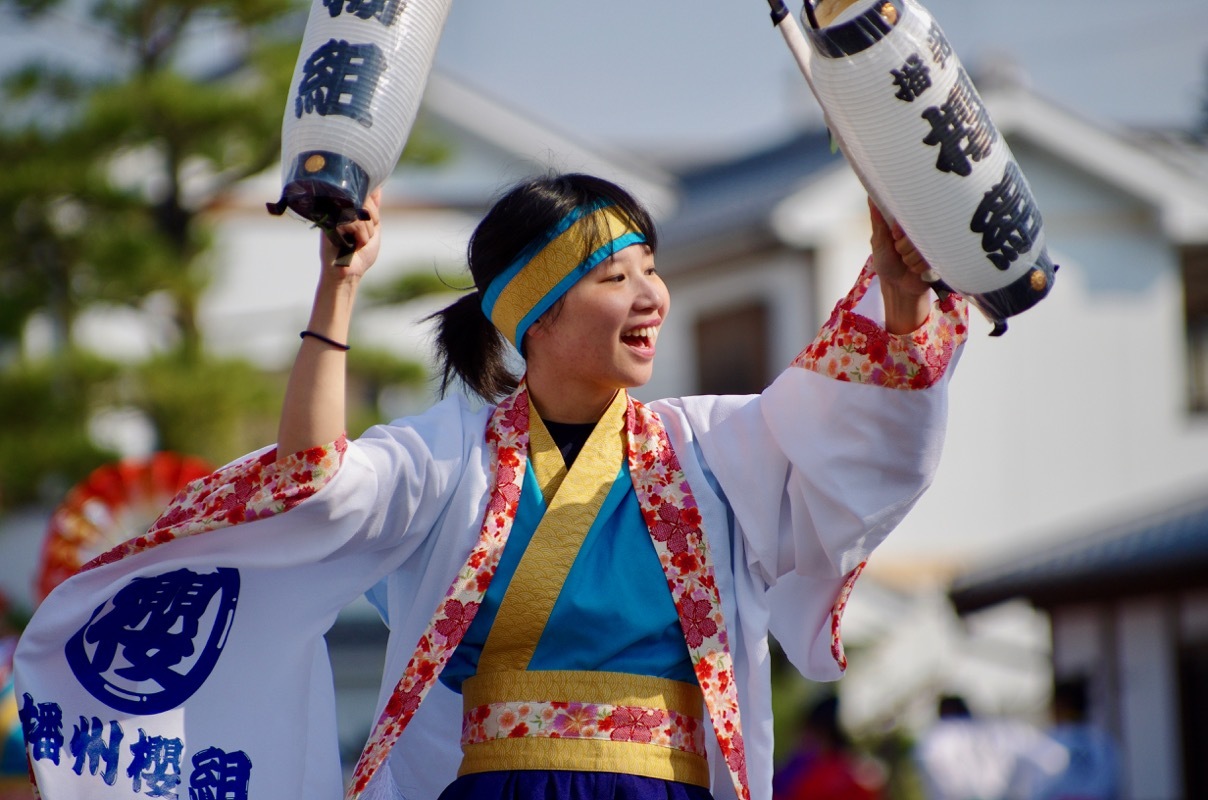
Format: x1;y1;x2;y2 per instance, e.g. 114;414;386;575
526;313;551;342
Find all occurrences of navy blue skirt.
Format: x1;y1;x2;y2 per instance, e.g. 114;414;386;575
438;771;715;800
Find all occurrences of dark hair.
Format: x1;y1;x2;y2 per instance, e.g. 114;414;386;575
1052;676;1090;719
937;694;971;719
429;172;658;402
801;694;849;750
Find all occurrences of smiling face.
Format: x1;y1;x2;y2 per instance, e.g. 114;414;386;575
523;242;669;422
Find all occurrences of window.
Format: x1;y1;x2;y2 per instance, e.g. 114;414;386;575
1183;246;1208;412
694;302;770;396
1180;640;1208;797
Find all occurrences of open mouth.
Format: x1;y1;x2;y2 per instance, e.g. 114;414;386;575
621;325;659;350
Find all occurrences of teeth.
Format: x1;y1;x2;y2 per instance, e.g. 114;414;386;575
624;326;659;345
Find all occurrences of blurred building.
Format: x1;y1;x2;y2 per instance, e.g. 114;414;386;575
5;66;1208;796
222;69;1208;788
951;491;1208;800
648;64;1208;717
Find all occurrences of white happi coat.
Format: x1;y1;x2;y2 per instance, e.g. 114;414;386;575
355;281;961;799
15;277;963;800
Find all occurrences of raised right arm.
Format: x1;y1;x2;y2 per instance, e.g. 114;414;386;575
277;189;382;458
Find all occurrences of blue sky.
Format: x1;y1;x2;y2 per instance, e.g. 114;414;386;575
1;0;1204;157
432;0;1207;155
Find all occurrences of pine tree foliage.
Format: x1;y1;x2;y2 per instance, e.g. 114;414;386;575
0;0;440;512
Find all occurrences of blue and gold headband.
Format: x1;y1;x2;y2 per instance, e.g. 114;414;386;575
480;203;647;354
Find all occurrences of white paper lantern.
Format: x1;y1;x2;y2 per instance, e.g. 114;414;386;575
786;0;1055;334
268;0;453;232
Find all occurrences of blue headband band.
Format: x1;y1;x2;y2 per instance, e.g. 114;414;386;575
480;203;647;354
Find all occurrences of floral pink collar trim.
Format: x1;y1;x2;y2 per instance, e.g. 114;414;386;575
625;397;750;799
347;383;750;800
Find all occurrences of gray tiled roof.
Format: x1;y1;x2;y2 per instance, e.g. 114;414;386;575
659;129;840;254
949;490;1208;614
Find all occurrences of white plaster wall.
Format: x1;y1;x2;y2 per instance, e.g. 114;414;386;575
202;199;478;372
640;253;816;403
796;145;1208;572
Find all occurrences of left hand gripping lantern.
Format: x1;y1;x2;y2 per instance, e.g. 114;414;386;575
267;0;453;248
767;0;1057;335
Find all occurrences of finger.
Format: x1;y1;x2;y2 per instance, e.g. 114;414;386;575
892;235;931;273
870;199;894;240
357;190;384;242
336;216;371;249
362;188;382;226
893;232;916;260
868;197;885;226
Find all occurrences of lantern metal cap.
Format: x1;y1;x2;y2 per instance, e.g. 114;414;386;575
267;150;372;231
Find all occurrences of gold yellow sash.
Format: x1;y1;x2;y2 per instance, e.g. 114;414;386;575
459;670;708;785
462;391;709;786
475;391;626;673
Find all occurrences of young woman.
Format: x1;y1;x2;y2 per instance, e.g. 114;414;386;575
15;173;967;800
281;171;966;800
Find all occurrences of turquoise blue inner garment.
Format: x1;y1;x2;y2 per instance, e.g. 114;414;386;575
440;459;695;692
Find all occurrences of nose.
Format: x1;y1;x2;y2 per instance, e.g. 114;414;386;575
634;271;667;313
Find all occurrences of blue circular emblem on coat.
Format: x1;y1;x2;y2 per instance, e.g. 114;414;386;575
65;567;240;715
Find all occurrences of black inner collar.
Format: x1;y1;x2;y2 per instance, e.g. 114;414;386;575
541;419;597;468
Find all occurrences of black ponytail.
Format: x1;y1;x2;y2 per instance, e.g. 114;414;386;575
430;290;517;401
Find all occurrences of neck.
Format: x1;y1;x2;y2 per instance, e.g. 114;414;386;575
526;369;620;424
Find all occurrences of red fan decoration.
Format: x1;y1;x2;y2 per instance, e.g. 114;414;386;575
35;452;214;602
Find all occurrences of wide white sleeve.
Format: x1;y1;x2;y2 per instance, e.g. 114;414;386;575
89;393;492;572
316;396;492;559
683;269;968;583
656;269;968;678
13;396;492;800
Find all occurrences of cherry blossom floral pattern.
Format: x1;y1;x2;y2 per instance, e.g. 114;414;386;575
349;386;751;800
82;439;348;571
830;563;865;671
74;264;942;800
794;260;969;390
461;700;705;755
794;266;966;673
346;389;531;798
628;400;751;800
69;380;750;799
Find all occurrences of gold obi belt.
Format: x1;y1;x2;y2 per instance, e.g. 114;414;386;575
459;669;709;787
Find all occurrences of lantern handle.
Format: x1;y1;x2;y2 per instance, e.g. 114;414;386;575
768;0;820;29
801;1;820;29
324;227;359;268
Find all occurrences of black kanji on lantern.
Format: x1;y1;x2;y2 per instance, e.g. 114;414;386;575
920;69;997;176
891;53;932;102
971;161;1043;270
927;22;952;69
294;39;386;128
323;0;405;25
